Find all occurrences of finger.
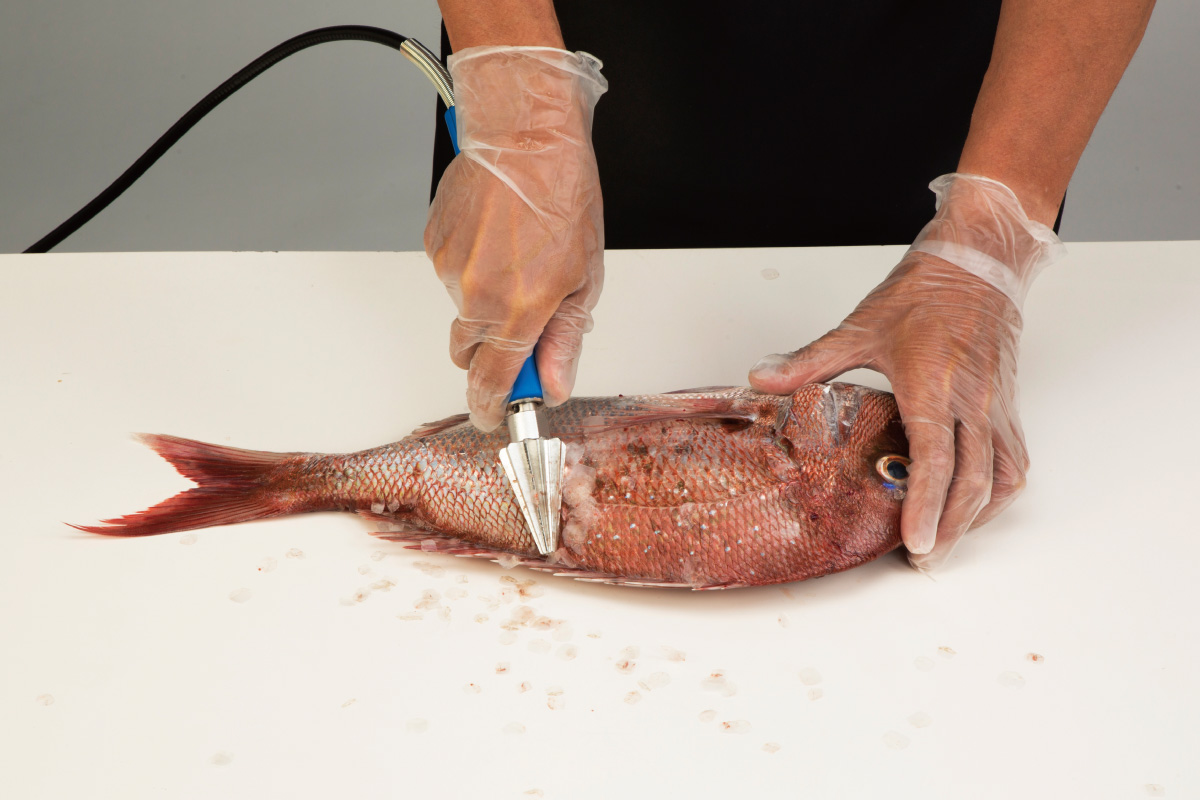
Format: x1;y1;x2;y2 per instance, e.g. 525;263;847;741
909;420;993;571
536;314;586;408
448;318;480;371
971;423;1029;528
465;341;535;432
898;415;955;557
748;328;865;395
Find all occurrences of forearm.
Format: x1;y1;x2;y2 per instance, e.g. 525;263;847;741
437;0;564;51
958;0;1156;225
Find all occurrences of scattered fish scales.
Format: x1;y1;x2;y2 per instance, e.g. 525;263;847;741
997;671;1025;688
807;688;823;701
698;709;717;723
762;742;781;754
258;556;277;573
557;644;578;661
397;612;423;621
882;731;910;750
701;671;738;696
284;548;304;559
229;587;252;603
445;586;468;600
645;672;671;690
35;694;55;706
179;533;198;546
937;645;957;658
503;722;526;735
1026;652;1045;663
210;751;234;766
357;564;372;575
797;667;822;686
464;683;482;694
370;550;386;562
547;696;566;711
495;662;511;674
341;698;356;708
518;681;532;693
721;720;751;734
624;691;642;705
413;561;445;577
413;590;440;610
907;711;933;728
474;613;489;623
659;646;686;662
615;659;636;674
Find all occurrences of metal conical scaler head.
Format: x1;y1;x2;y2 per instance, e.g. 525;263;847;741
498;401;563;555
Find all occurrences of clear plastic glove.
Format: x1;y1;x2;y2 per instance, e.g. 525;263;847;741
749;173;1065;570
424;46;608;431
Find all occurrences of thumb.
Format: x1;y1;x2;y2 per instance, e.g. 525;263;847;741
748;328;865;395
536;315;586;408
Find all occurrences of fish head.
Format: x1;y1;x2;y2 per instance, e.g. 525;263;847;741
775;382;909;556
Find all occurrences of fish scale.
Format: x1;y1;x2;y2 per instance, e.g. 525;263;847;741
75;383;910;589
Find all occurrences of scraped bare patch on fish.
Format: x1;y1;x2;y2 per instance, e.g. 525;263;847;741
561;443;598;553
821;383;862;446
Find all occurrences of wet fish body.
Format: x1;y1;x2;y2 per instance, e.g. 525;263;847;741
78;383;909;589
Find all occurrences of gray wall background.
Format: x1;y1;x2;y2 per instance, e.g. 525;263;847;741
1;1;1196;253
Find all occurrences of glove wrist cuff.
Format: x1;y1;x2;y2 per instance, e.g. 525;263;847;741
447;46;608;139
907;173;1066;309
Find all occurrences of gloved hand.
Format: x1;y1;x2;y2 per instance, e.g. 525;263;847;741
424;46;608;431
749;173;1065;570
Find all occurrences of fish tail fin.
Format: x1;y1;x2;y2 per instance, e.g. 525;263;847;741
71;434;305;537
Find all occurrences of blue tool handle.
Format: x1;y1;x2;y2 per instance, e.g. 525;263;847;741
442;105;545;405
444;106;460;156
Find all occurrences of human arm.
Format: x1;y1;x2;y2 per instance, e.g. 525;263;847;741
428;2;606;430
750;0;1156;569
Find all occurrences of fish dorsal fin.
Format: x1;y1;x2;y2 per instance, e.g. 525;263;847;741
408;412;471;438
550;389;761;436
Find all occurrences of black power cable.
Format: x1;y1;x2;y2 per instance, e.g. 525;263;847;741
24;25;408;254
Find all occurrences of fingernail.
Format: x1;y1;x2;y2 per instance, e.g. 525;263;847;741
749;353;790;379
468;410;502;433
907;528;936;556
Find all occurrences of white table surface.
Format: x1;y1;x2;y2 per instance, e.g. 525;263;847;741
1;244;1196;799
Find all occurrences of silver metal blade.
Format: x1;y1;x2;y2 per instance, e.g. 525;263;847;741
498;435;564;555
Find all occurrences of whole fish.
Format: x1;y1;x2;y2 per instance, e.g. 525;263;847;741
76;383;910;589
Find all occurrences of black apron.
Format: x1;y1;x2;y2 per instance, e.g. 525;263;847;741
431;2;1057;248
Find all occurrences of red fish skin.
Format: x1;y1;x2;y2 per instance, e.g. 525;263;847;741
77;383;908;589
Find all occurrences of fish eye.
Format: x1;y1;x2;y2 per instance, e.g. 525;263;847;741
876;455;910;484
